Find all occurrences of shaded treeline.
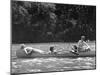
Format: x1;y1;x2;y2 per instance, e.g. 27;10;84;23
11;0;96;43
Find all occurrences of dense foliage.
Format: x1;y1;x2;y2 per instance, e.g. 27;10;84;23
12;1;96;43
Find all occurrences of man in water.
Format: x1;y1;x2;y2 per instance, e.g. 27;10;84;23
20;44;44;55
49;46;57;54
72;36;91;53
49;45;65;54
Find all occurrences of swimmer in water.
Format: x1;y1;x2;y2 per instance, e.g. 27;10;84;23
20;44;44;55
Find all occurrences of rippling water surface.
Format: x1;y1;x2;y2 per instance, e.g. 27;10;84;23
12;57;96;73
11;42;96;74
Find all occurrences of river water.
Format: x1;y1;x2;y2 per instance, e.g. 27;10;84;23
11;43;96;74
11;57;96;74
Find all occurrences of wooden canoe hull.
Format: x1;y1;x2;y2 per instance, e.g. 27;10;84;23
16;49;96;58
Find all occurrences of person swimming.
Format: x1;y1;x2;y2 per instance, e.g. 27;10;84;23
20;44;44;55
49;46;57;54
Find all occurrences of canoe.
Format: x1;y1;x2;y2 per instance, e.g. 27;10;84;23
16;49;96;58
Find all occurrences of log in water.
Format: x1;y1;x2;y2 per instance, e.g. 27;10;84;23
16;49;96;58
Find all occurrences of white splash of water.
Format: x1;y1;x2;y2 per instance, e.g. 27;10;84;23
85;62;92;65
81;66;92;69
27;69;41;72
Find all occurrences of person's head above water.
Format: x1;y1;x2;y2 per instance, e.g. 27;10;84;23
81;36;85;41
50;46;54;52
20;44;26;49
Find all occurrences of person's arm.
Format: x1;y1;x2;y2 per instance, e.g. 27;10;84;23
77;40;81;47
24;47;33;54
83;41;90;48
24;48;28;54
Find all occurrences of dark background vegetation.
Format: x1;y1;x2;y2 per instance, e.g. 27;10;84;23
11;0;96;43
